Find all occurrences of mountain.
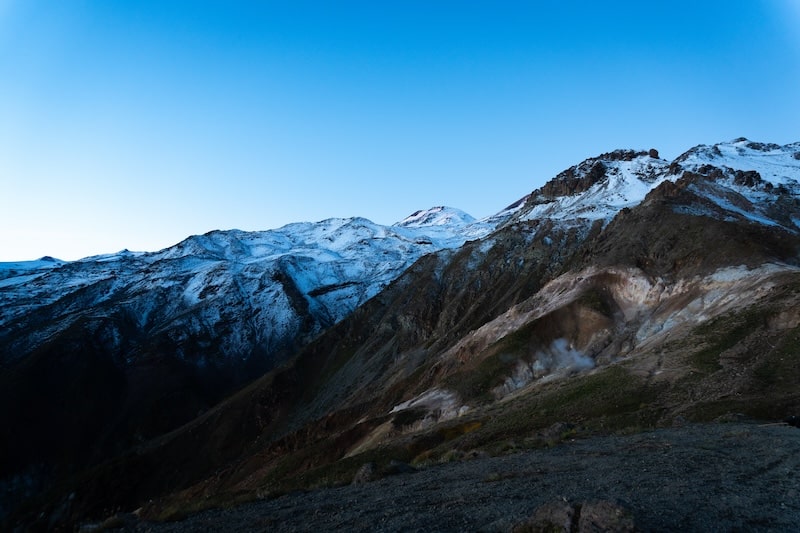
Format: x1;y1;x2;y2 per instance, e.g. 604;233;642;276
1;212;494;372
3;138;800;529
395;205;479;228
0;209;497;521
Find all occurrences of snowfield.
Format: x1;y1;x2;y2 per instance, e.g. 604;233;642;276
0;206;501;366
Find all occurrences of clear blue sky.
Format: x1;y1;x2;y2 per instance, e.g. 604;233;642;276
2;1;799;261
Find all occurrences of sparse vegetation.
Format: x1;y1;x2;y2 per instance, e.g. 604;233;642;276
688;308;767;375
752;327;800;392
482;366;663;439
443;321;546;402
444;352;514;402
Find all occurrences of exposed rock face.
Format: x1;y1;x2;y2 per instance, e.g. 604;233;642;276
536;160;608;200
513;500;576;532
529;149;655;204
513;499;635;533
351;462;377;485
578;500;636;532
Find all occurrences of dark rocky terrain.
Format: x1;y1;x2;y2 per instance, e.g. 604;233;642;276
105;422;800;532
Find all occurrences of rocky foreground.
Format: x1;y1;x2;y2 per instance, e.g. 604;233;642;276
103;422;800;532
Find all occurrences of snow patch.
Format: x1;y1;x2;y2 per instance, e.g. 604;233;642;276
1;208;509;368
690;185;782;227
677;139;800;188
518;155;674;225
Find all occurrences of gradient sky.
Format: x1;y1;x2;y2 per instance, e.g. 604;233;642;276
2;1;799;261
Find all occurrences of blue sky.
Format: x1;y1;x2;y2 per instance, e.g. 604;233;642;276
1;1;799;261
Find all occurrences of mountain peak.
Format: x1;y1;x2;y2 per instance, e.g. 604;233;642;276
672;139;800;188
503;149;671;225
394;206;476;228
531;150;665;202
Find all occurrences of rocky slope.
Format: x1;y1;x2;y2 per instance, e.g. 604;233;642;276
127;423;800;532
4;138;800;529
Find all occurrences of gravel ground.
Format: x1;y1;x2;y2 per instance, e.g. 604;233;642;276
131;423;800;532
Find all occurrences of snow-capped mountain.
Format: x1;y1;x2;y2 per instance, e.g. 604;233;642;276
514;149;672;223
665;138;800;231
0;212;497;368
506;140;800;232
3;138;798;386
674;138;800;186
5;138;800;530
396;206;475;227
0;208;501;514
5;139;796;372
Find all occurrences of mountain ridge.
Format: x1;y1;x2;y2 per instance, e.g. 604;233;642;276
3;138;800;529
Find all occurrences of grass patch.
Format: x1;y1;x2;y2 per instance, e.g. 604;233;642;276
683;394;800;423
444;352;514;403
752;327;800;392
257;444;413;498
257;418;484;498
688;308;767;375
537;366;656;422
439;365;662;458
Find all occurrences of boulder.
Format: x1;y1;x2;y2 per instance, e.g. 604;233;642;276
513;499;635;532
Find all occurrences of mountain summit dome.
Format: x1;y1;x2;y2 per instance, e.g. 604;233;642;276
394;206;477;228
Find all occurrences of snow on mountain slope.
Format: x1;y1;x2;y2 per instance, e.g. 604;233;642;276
395;205;497;241
0;212;494;368
395;206;475;227
669;139;800;231
515;150;672;224
499;140;800;234
0;257;65;288
3;138;798;371
674;138;800;187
